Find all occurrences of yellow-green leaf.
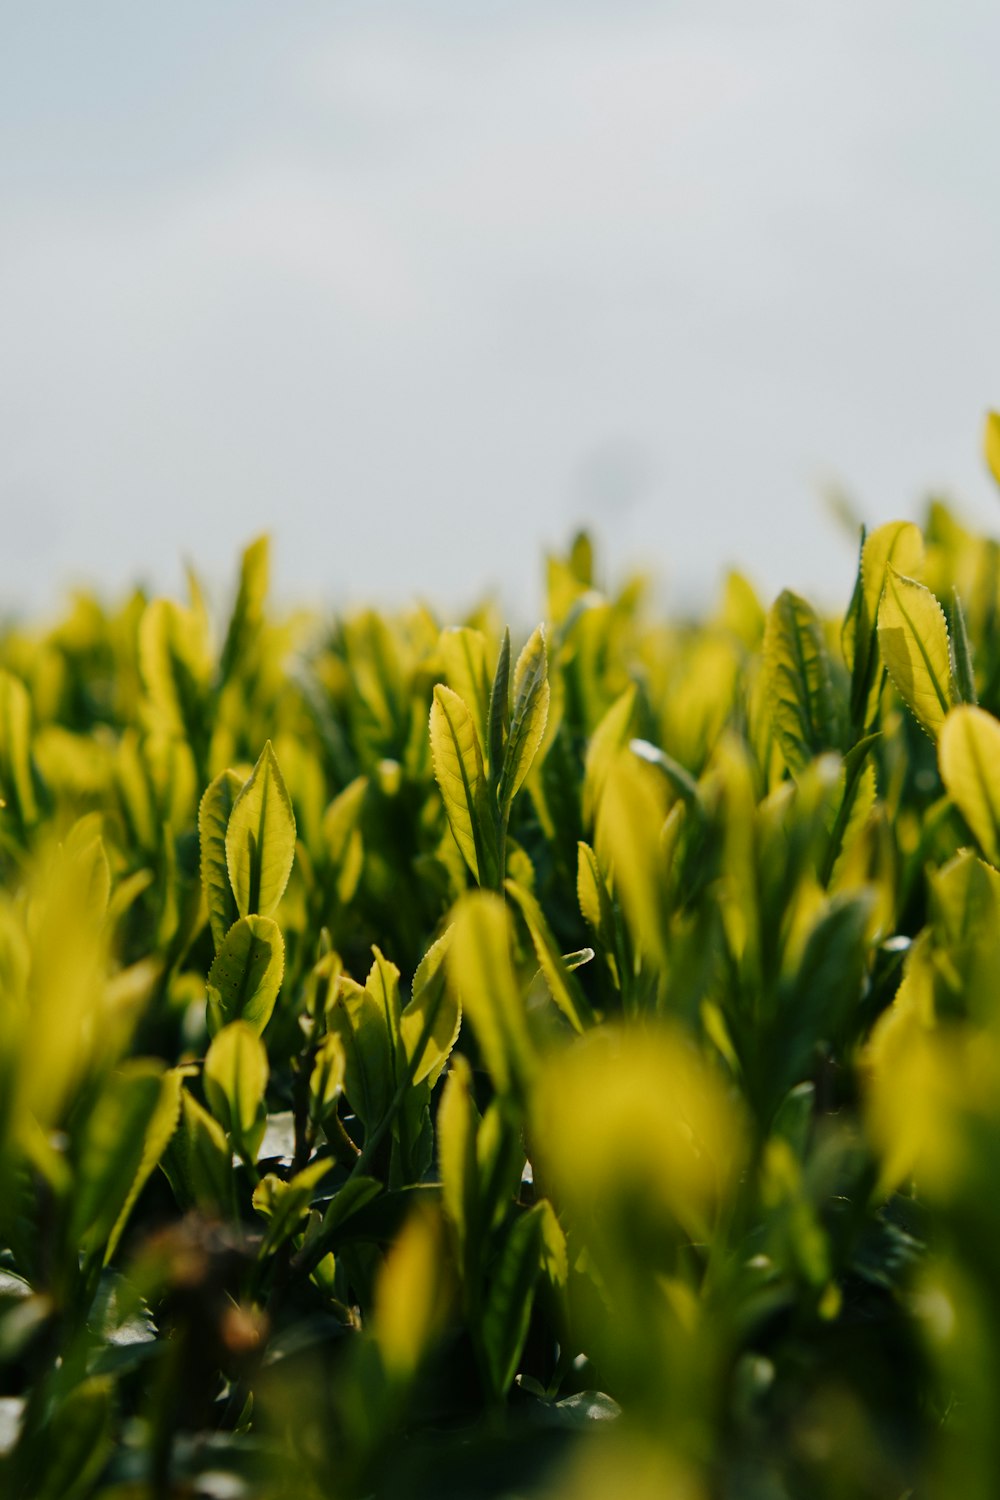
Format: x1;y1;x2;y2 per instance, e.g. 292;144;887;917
225;740;296;919
505;879;593;1033
220;533;269;683
763;590;840;775
0;669;38;825
582;683;637;827
877;566;954;738
440;626;491;754
430;684;493;884
985;410;1000;487
401;928;460;1087
939;705;1000;867
322;774;367;903
326;977;395;1129
447;891;535;1095
207;914;285;1035
199;767;244;950
138;597;211;741
498;626;549;816
309;1033;347;1124
438;1054;479;1265
204;1020;269;1160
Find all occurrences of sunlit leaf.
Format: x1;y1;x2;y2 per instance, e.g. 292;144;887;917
939;705;1000;867
206;914;285;1035
225;740;296;919
878;566;954;737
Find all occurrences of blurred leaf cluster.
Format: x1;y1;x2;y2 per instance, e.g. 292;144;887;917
4;421;1000;1497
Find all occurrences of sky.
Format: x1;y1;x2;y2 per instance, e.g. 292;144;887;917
2;1;1000;624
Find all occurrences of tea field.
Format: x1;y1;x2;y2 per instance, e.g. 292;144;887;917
5;421;1000;1497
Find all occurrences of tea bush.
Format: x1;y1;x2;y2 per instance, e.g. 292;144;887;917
4;420;1000;1497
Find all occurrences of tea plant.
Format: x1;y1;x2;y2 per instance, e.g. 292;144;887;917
3;418;1000;1497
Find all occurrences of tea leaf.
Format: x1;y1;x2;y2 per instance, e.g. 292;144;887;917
763;589;840;775
198;767;244;951
430;684;494;885
204;1020;269;1161
401;928;460;1087
207;914;285;1035
986;409;1000;487
939;705;1000;868
878;567;954;737
225;740;297;919
505;878;593;1032
448;891;535;1096
498;626;549;816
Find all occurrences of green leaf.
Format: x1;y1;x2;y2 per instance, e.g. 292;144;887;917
447;891;535;1096
487;627;512;789
206;914;285;1035
322;774;367;903
440;626;491;755
939;705;1000;868
309;1033;347;1126
253;1158;333;1257
0;669;37;826
203;1020;269;1161
844;522;924;730
437;1056;480;1270
163;1091;236;1214
505;879;593;1032
985;409;1000;487
430;684;495;885
763;589;841;775
497;626;549;817
225;740;297;919
219;533;269;683
138;597;211;742
326;978;395;1130
582;683;637;827
877;566;954;738
401;928;460;1087
198;767;244;951
72;1062;181;1263
31;1376;113;1500
480;1202;551;1399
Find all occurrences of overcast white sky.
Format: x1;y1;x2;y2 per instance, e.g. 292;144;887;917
2;1;999;622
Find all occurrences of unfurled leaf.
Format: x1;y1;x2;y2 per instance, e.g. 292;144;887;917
73;1062;181;1263
582;684;637;827
206;914;285;1035
440;626;491;754
878;567;954;737
505;879;593;1032
203;1020;268;1161
448;891;535;1096
401;928;460;1087
225;740;296;920
309;1033;347;1125
487;627;512;788
430;684;495;885
322;774;367;903
326;978;395;1129
480;1201;556;1398
220;533;269;684
253;1157;333;1257
985;409;1000;487
0;669;37;825
438;1055;480;1267
763;590;841;774
138;597;211;741
939;705;1000;867
497;626;549;816
198;767;244;950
